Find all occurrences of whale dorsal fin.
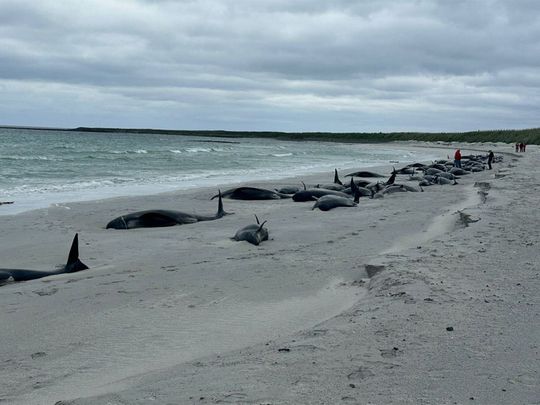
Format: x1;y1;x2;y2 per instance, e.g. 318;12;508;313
334;168;343;185
65;233;89;273
216;190;233;217
301;181;306;190
217;190;225;217
67;233;80;266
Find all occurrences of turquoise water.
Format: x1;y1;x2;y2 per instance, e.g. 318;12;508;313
0;128;438;214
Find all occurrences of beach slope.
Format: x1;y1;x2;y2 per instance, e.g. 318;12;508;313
0;143;537;405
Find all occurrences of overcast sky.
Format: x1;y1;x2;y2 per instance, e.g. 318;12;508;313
0;0;539;132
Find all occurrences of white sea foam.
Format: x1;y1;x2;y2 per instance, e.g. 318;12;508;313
272;153;293;157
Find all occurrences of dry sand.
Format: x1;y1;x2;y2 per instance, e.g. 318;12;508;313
0;142;538;405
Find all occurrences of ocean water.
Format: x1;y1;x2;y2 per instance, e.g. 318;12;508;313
0;128;438;214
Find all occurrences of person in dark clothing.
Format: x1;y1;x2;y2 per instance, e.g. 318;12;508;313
515;143;519;152
487;150;494;170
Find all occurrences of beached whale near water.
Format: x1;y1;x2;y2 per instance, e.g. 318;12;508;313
0;234;89;284
106;191;231;229
292;186;351;202
385;167;398;185
275;185;301;195
436;176;458;185
345;170;385;178
382;185;408;195
212;187;290;200
232;215;269;245
314;169;346;191
312;195;357;211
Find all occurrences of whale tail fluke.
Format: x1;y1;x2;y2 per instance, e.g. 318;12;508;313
65;233;89;273
258;220;267;231
386;168;397;185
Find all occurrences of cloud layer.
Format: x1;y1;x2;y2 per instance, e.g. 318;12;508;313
1;0;539;131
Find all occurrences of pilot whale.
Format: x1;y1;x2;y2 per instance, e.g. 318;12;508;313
106;191;231;229
312;195;357;211
232;215;269;245
212;187;290;200
0;234;89;284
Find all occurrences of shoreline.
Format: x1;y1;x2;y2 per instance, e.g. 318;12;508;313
0;142;442;216
0;142;537;404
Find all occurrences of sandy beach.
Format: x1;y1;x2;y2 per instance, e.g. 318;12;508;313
0;142;538;405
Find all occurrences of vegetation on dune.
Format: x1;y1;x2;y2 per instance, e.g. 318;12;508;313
72;127;540;144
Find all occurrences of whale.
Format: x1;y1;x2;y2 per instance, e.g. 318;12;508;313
232;215;269;245
212;187;290;200
292;183;351;202
436;176;458;185
425;167;444;175
0;234;89;284
312;195;357;211
345;170;385;178
394;167;415;175
275;185;301;195
385;167;398;185
382;185;407;195
106;191;231;229
314;169;346;191
449;168;470;175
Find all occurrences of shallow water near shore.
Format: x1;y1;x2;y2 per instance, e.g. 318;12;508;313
0;128;440;214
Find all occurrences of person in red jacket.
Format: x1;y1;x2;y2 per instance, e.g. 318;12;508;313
454;149;462;168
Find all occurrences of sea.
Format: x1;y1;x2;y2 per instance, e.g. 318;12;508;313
0;128;439;215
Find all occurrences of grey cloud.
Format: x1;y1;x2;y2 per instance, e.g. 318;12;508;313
0;0;538;131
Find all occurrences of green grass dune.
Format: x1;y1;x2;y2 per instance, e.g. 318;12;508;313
73;127;540;145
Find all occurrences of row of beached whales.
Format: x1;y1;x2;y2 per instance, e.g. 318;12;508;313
0;153;498;284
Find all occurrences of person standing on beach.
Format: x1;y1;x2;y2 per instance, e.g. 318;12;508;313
487;150;494;170
515;143;519;152
454;149;462;168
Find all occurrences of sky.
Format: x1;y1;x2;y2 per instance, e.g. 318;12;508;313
0;0;539;132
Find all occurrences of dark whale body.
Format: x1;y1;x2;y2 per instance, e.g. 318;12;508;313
107;191;230;229
292;188;350;202
233;216;269;245
0;234;89;284
345;171;385;178
312;195;357;211
212;187;290;200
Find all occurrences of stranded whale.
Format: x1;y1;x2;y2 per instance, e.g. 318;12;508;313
212;187;290;200
0;234;89;284
232;215;269;245
312;195;357;211
107;191;231;229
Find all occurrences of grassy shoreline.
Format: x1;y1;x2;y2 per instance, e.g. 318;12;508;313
73;127;540;144
2;125;539;144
